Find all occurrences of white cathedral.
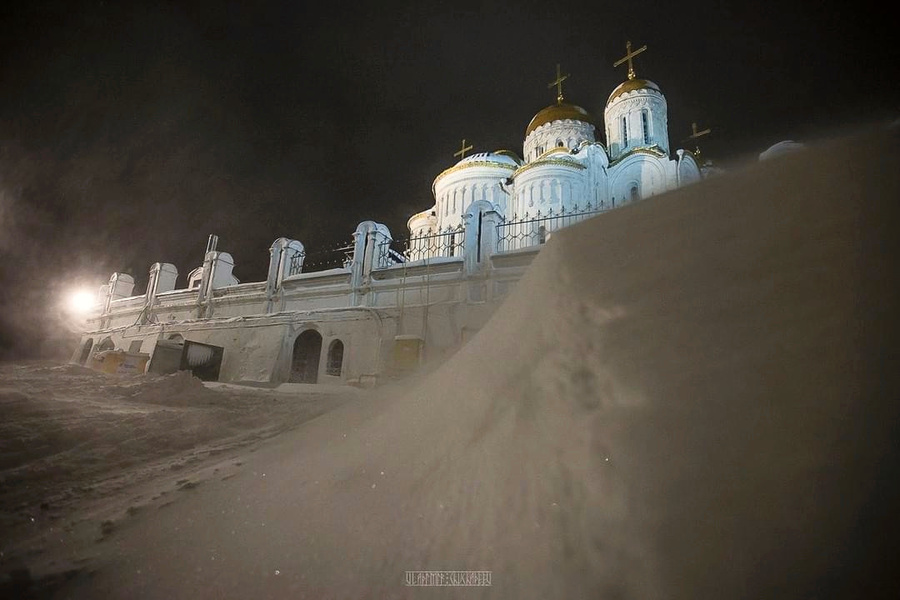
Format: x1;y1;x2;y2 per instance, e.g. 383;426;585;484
73;43;707;386
408;43;701;242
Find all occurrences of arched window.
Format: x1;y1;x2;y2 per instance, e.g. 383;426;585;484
556;139;564;148
630;185;640;202
326;340;344;376
622;116;628;148
97;337;115;352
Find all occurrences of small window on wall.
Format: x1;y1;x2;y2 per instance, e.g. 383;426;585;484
630;185;640;202
326;340;344;376
622;116;628;148
642;110;650;145
556;140;564;147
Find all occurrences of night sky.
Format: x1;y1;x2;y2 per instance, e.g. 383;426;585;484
1;0;897;358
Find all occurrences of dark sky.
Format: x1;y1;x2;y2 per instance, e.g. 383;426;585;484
1;0;897;358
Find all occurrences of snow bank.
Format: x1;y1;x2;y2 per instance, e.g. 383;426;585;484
405;125;900;598
293;125;898;598
6;125;900;599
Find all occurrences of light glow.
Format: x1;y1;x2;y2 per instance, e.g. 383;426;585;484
67;289;97;314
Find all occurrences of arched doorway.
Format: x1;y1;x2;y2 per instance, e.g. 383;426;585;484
290;329;322;383
78;338;94;365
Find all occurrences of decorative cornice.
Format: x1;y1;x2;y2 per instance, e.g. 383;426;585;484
609;145;667;166
539;146;571;158
513;158;587;177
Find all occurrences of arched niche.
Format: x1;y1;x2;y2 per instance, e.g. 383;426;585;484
326;339;344;377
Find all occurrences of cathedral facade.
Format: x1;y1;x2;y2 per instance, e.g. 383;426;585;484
408;49;701;243
72;46;706;386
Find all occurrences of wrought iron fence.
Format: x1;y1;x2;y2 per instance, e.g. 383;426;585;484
287;252;304;277
382;225;466;265
374;242;408;268
497;202;607;252
301;241;355;272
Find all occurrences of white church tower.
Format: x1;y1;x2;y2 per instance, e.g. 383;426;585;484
605;41;670;161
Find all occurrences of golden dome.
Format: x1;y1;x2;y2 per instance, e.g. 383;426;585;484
525;102;594;137
607;78;661;104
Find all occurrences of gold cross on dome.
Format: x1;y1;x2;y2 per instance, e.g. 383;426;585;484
613;40;648;80
454;138;474;160
688;122;712;140
547;63;569;105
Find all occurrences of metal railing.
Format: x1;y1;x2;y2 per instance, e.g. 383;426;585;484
385;225;466;264
497;202;607;252
301;242;355;272
287;252;304;277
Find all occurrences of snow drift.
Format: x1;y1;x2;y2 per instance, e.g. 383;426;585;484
0;363;352;552
12;125;900;599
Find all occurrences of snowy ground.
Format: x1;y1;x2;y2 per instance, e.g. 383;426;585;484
1;126;898;599
0;361;357;596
